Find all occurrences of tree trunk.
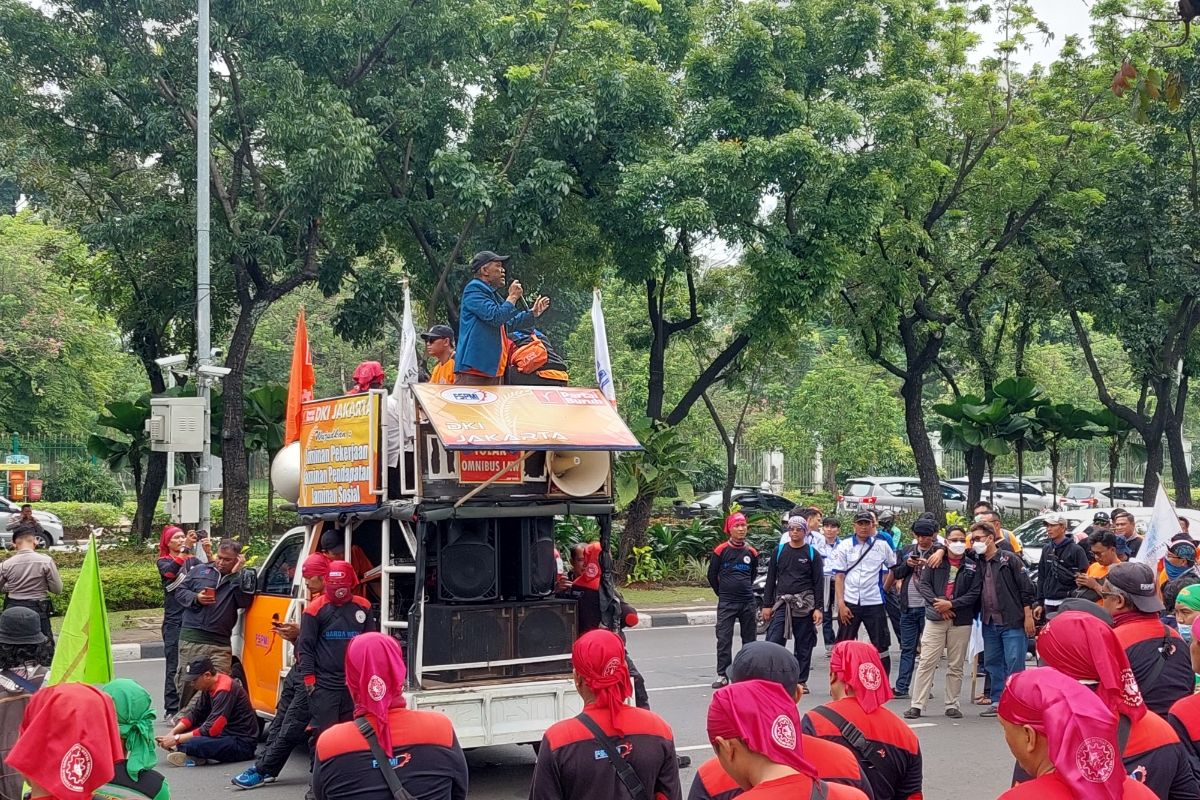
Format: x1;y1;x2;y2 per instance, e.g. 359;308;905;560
617;490;655;582
901;378;945;521
1167;379;1192;508
986;456;996;506
965;448;985;511
1016;444;1026;519
132;452;167;543
1050;446;1060;512
824;459;838;495
722;442;736;516
219;307;261;542
1142;437;1164;505
1109;442;1119;502
266;456;275;537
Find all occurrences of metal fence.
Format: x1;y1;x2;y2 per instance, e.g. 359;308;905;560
941;441;1158;486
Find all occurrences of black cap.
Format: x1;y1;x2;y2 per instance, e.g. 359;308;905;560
421;324;454;343
1105;562;1165;613
319;529;345;553
853;511;875;523
1093;512;1111;524
185;656;216;679
0;606;47;645
469;251;510;272
822;517;841;528
912;518;939;536
1048;598;1114;625
728;641;800;692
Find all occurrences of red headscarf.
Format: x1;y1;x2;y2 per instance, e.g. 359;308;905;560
7;683;123;798
348;361;386;394
302;552;332;578
724;513;747;535
707;680;817;777
345;632;408;753
573;629;632;734
1000;667;1124;800
324;560;357;605
159;525;184;558
574;542;603;591
830;641;893;714
1037;610;1146;724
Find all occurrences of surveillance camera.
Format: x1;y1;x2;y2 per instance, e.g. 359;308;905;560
155;354;188;368
197;364;233;378
210;347;224;359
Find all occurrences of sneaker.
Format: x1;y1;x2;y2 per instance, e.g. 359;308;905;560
677;755;691;769
711;677;729;689
946;707;963;719
893;690;910;699
232;767;268;789
304;788;317;800
798;683;808;696
824;645;833;657
167;752;209;767
980;705;999;718
903;707;922;719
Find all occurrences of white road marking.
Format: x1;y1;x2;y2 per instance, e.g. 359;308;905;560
648;683;714;693
907;722;938;728
677;744;714;752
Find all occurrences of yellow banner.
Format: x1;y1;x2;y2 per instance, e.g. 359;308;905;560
298;393;381;511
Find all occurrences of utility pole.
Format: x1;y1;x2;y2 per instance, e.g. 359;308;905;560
196;0;213;535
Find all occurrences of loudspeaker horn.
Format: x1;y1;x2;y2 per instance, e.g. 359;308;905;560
548;450;610;497
271;441;302;503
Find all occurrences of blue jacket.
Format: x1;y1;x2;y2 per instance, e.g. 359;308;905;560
455;277;535;376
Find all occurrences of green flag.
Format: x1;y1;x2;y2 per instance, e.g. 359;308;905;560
49;534;113;685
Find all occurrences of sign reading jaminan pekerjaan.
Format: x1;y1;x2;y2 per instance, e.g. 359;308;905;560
298;393;381;512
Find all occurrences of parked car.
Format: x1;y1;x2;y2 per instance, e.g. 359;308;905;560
678;487;796;518
0;497;63;549
836;477;969;515
1063;482;1144;510
1013;506;1200;566
947;475;1064;513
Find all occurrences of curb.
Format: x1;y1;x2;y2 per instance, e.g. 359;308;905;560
113;641;165;662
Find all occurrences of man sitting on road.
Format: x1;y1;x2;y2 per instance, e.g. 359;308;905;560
174;538;251;709
158;657;258;767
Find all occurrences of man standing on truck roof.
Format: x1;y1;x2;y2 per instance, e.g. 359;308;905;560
319;528;377;602
422;324;457;385
455;251;550;386
173;538;251;710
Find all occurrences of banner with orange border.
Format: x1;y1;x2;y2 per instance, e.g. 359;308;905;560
412;385;641;451
298;392;381;512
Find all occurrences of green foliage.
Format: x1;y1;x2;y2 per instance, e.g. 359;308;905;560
628;545;664;584
614;419;693;510
31;502;124;532
52;562;162;614
42;459;124;505
87;396;151;492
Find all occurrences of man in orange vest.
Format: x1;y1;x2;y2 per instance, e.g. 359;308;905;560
421;324;456;385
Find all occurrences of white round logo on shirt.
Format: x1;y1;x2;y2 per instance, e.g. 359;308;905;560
355;609;367;624
858;663;883;691
770;715;797;750
368;675;387;701
742;555;751;565
1075;737;1116;783
60;743;93;792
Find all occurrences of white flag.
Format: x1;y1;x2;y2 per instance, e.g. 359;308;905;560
591;288;616;405
1134;477;1177;568
392;282;420;449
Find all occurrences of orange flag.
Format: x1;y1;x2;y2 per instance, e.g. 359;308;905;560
285;308;315;445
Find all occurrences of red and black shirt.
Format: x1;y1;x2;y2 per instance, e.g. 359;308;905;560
708;542;759;603
802;699;922;800
1169;692;1200;769
178;673;258;742
297;595;375;688
530;703;681;800
737;774;868;800
156;555;199;624
558;582;638;635
999;772;1157;800
1114;615;1194;716
688;736;875;800
313;708;468;800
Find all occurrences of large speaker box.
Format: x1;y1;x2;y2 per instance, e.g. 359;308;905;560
438;519;499;602
498;518;557;599
514;599;576;678
422;603;514;682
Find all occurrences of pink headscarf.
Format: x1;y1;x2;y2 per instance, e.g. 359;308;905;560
1037;611;1147;724
159;525;184;558
1000;668;1124;800
707;680;817;777
348;361;386;394
573;629;632;734
574;542;603;591
324;560;357;606
302;552;332;578
8;683;123;798
724;513;747;535
830;641;893;714
345;633;408;753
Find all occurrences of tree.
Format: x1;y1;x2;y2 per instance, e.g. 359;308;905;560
242;384;286;535
1034;403;1099;512
1089;408;1147;503
87;397;154;540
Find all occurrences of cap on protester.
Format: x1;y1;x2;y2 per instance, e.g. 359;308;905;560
184;656;216;679
420;324;455;343
1094;512;1111;524
1049;597;1114;625
1044;512;1066;525
728;641;800;692
854;511;875;523
912;518;938;536
1169;540;1198;562
724;512;747;534
1105;562;1165;613
319;529;346;552
707;681;817;778
469;251;510;272
787;516;808;531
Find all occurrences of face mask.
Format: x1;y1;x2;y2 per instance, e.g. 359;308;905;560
1165;561;1190;580
948;542;967;556
1179;623;1192;643
972;541;988;555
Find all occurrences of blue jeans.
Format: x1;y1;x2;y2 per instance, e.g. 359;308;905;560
894;607;926;694
982;622;1027;704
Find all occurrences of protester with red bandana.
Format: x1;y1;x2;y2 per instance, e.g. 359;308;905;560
8;683;124;800
997;668;1157;800
313;632;467;800
1032;611;1200;798
156;524;201;717
709;513;760;689
298;560;375;737
707;679;867;800
803;641;922;800
531;629;681;800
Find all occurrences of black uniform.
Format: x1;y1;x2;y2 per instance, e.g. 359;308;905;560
177;673;258;763
1035;536;1089;615
708;540;759;680
763;542;824;683
298;594;375;731
156;554;199;716
557;581;648;708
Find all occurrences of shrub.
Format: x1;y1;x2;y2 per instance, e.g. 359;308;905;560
43;459;125;505
51;561;163;614
33;502;124;534
120;498;299;539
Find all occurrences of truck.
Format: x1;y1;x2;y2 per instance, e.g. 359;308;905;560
231;383;640;748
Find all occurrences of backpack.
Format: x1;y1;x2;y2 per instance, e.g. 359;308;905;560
511;332;549;373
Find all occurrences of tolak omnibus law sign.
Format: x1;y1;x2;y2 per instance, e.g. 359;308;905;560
298;393;381;513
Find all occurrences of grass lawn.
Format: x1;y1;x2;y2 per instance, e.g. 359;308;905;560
52;608;164;643
620;584;713;609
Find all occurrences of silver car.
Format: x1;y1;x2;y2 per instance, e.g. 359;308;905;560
1063;482;1144;510
0;497;63;549
838;477;969;515
947;475;1060;513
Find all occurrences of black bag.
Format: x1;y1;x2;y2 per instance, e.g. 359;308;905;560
354;717;418;800
575;713;650;800
812;706;893;798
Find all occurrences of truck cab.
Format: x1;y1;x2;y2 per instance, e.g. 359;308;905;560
234;384;639;748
